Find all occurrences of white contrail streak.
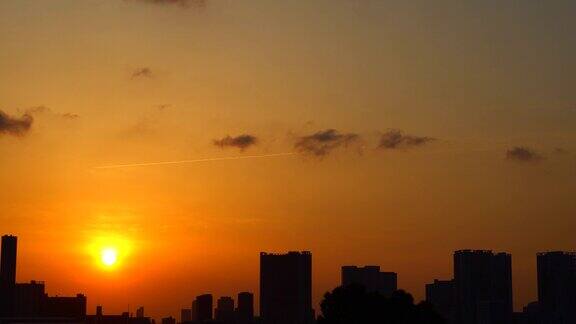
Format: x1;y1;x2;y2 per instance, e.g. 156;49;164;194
94;152;296;169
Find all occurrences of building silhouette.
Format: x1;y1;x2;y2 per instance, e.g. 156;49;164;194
0;235;87;321
235;292;254;324
537;251;576;324
161;317;175;324
215;297;234;324
1;235;17;286
136;307;145;318
86;306;152;324
341;266;397;297
180;308;192;323
454;250;513;324
260;252;313;324
425;279;455;323
194;294;213;322
1;235;18;317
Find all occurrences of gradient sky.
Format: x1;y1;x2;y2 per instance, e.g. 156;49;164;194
1;0;575;320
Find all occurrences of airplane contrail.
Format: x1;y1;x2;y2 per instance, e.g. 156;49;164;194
94;152;296;169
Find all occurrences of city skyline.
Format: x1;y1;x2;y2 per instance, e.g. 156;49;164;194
1;0;575;322
2;234;575;323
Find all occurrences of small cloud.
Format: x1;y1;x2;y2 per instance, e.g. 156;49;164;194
130;0;206;8
0;110;33;137
506;146;543;162
61;113;80;119
131;67;153;79
378;130;435;150
294;129;360;157
156;104;171;111
213;134;258;151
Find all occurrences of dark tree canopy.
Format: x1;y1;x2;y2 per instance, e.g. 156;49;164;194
317;284;445;324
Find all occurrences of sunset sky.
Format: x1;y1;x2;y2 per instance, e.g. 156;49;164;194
1;0;575;320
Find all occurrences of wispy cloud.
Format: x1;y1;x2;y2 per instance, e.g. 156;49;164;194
506;146;543;162
294;129;360;157
131;67;153;79
0;110;33;137
214;134;258;151
378;130;435;150
26;106;79;119
129;0;207;8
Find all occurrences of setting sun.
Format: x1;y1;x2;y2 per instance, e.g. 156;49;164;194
101;248;118;267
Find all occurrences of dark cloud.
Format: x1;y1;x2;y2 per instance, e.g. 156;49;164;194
130;0;206;8
0;110;33;137
506;146;543;162
378;130;435;150
214;134;258;151
294;129;360;157
131;67;153;79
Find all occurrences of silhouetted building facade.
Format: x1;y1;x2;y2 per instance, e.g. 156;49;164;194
341;266;397;297
426;279;455;323
236;292;254;324
215;297;234;324
86;306;152;324
454;250;512;324
162;317;175;324
260;251;313;324
195;294;213;322
136;307;144;318
180;309;192;323
513;302;539;324
537;251;576;324
1;235;18;317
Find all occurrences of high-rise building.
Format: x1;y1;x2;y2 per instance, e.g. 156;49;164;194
236;292;254;324
260;251;313;324
341;266;397;296
0;235;18;316
136;306;145;318
215;296;235;323
1;235;17;286
195;294;213;322
425;279;455;323
454;250;512;324
181;308;192;323
537;251;576;324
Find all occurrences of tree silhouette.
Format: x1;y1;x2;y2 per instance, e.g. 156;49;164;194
317;284;445;324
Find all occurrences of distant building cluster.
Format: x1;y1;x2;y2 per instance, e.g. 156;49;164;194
1;235;576;324
425;250;576;324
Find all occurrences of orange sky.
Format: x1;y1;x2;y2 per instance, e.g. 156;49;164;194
1;0;575;320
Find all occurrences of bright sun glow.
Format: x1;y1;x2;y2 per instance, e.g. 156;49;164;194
87;233;134;271
101;248;118;266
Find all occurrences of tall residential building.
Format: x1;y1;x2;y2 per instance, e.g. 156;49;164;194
425;279;455;323
236;292;254;324
537;251;576;324
341;265;397;296
260;251;313;324
195;294;213;322
454;250;513;324
0;235;18;316
1;235;17;286
215;296;234;323
136;307;145;318
162;317;176;324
